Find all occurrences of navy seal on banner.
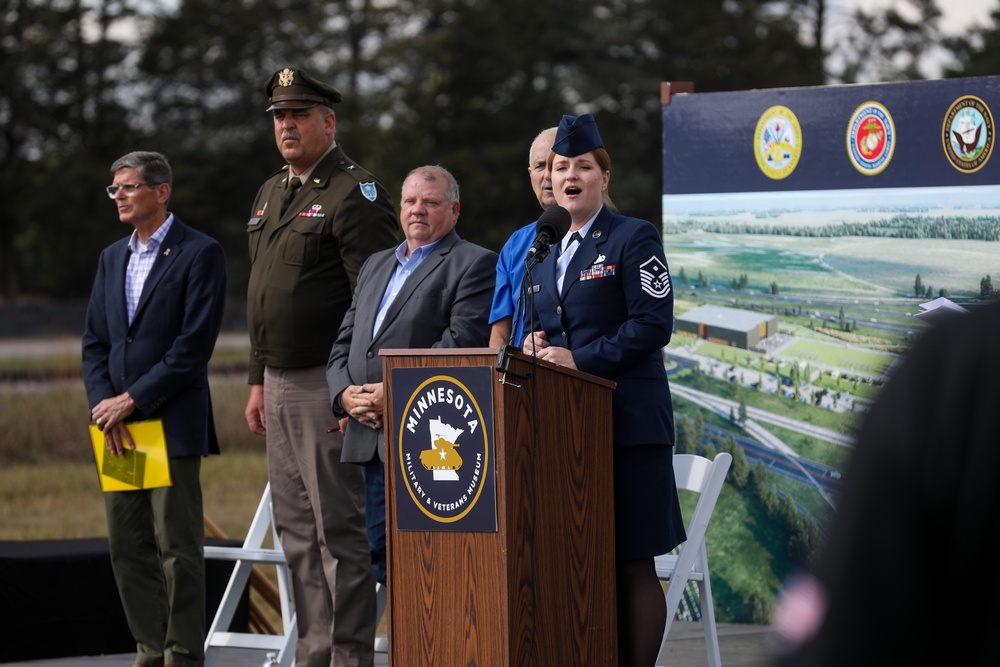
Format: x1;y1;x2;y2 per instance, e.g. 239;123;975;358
391;366;497;531
943;94;995;173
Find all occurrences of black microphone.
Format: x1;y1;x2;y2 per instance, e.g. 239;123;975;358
524;205;571;263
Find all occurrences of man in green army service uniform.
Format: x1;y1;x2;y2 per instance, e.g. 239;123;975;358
244;67;400;667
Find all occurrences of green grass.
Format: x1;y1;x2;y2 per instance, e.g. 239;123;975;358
780;338;896;377
671;366;855;435
679;482;789;623
664;231;996;299
758;421;853;471
0;452;269;541
0;461;111;539
0;376;260;464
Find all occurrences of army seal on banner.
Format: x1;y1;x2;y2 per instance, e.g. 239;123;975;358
754;105;802;180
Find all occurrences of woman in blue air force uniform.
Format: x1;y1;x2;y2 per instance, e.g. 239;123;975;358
522;113;686;667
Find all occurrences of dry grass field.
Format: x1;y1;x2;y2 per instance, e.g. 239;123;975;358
0;371;269;541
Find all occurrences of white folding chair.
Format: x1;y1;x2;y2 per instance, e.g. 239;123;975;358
655;451;732;667
204;482;297;667
204;483;389;665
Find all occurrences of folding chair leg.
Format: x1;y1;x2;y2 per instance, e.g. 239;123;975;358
698;556;721;667
374;582;388;653
204;483;297;667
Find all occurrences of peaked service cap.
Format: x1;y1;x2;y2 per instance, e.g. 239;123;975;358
552;113;604;157
265;67;342;111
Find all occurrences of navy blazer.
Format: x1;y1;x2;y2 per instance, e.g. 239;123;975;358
526;206;675;447
327;228;497;463
82;218;228;458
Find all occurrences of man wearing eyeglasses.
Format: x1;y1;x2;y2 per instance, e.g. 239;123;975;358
83;150;228;667
244;68;400;667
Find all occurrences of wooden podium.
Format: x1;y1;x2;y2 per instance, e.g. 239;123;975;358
381;347;617;666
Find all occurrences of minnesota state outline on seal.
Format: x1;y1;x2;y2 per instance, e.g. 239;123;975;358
847;101;895;176
398;374;490;523
754;105;802;180
943;95;995;173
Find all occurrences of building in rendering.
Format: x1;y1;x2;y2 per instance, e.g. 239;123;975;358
675;305;777;349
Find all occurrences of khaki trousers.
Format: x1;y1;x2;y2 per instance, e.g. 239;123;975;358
264;365;376;667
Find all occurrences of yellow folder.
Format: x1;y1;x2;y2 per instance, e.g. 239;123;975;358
90;419;173;492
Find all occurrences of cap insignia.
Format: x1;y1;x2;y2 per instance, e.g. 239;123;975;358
278;68;295;87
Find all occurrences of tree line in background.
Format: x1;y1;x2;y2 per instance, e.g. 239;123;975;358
3;0;998;304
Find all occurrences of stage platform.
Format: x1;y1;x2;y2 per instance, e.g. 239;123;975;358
0;620;778;666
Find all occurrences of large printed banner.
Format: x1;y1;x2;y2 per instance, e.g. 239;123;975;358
663;76;999;193
661;76;1000;505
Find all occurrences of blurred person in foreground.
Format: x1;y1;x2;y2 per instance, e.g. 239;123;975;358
243;67;400;667
488;126;558;348
83;150;228;667
772;299;1000;667
521;114;685;667
327;164;497;590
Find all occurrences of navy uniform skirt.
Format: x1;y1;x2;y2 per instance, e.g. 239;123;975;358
613;444;687;561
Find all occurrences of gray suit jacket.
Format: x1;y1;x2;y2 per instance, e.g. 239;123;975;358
327;228;497;463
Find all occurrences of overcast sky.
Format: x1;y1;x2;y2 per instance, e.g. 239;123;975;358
934;0;995;31
822;0;996;78
840;0;994;33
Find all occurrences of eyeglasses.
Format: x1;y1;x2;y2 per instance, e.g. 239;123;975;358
106;182;162;198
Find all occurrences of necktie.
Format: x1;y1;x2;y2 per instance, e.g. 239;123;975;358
556;231;582;293
279;176;301;216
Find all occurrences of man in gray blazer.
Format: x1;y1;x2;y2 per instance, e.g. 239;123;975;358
327;164;496;586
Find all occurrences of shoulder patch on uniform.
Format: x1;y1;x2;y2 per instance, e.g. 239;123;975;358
359;182;378;202
639;256;672;298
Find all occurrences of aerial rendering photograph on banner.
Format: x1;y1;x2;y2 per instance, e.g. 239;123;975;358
658;73;1000;647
